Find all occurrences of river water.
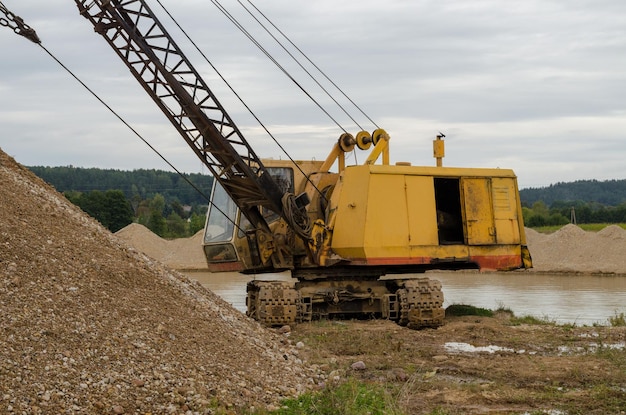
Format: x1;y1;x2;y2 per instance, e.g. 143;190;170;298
185;271;626;326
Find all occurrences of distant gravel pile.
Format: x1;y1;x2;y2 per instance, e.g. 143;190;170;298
115;223;207;270
0;149;320;414
526;224;626;274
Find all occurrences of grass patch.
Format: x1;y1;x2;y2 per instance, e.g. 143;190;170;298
445;303;563;327
508;314;556;326
445;304;494;317
608;311;626;327
268;378;402;415
277;317;626;415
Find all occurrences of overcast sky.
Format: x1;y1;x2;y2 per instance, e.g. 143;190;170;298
1;0;625;189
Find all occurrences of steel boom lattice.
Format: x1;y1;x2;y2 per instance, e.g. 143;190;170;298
75;0;286;230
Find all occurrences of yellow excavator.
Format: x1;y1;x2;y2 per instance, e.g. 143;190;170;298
4;0;531;329
205;132;531;328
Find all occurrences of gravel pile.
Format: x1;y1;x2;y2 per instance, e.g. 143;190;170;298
526;224;626;274
115;224;206;270
0;149;320;414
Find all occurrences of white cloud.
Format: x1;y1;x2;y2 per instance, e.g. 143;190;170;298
0;0;625;189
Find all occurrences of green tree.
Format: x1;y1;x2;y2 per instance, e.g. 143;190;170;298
189;212;206;235
166;212;187;237
547;212;568;226
150;193;166;214
531;201;549;218
171;200;187;219
104;190;134;232
64;189;133;232
148;210;167;236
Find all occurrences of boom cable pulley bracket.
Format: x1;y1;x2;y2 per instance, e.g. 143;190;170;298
0;2;41;44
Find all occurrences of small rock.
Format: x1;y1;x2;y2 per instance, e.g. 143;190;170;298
132;378;145;387
351;361;366;370
390;368;408;382
295;341;305;349
112;405;125;414
278;325;291;334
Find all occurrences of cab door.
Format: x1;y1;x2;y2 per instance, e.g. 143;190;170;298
462;178;496;245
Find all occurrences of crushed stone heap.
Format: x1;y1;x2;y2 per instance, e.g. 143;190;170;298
0;149;318;414
115;223;207;270
525;224;626;274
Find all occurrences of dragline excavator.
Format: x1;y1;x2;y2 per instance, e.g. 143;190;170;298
4;0;531;329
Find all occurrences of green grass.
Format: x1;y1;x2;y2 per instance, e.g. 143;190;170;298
446;303;564;326
445;304;494;317
265;378;402;415
446;302;566;327
507;314;556;326
608;311;626;327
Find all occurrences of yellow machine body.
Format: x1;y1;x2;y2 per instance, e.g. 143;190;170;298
204;157;530;274
327;164;527;271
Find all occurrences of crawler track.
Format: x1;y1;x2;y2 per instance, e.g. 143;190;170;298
247;277;445;329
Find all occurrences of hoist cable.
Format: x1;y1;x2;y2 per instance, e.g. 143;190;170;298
209;0;348;135
235;0;365;131
6;28;243;233
153;0;329;203
0;2;244;230
237;0;380;130
244;0;380;130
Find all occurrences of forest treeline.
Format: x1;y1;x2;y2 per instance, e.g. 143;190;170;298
28;166;626;234
28;166;213;205
29;166;213;237
519;179;626;206
520;179;626;227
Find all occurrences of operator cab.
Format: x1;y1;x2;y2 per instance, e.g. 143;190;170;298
203;167;294;272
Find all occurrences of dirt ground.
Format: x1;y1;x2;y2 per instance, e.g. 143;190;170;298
290;317;626;414
2;147;626;415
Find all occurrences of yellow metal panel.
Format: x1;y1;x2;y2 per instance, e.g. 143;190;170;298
329;167;369;258
491;177;521;244
405;175;438;246
364;174;410;255
462;178;496;245
330;165;525;265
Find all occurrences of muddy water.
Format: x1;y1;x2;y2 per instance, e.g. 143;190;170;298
185;271;626;326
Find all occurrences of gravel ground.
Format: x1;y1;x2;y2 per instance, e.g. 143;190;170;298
0;149;322;414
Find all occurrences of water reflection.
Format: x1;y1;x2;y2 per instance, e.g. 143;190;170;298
431;272;626;325
185;270;626;326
